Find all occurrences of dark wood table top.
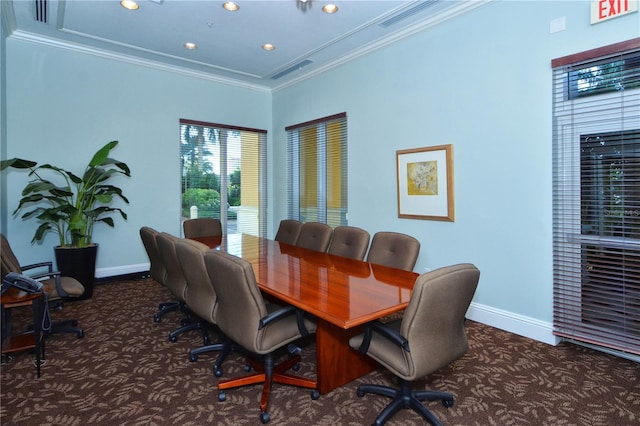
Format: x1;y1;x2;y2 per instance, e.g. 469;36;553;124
193;233;418;329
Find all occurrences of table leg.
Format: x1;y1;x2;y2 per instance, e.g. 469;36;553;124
32;295;44;378
314;318;379;395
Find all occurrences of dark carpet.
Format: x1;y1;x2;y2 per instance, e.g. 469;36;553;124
1;278;638;425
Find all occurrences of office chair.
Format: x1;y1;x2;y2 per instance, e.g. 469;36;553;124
175;240;233;372
274;219;302;245
327;225;370;260
204;250;319;424
295;222;333;252
183;218;222;239
1;234;85;338
366;231;420;272
349;263;480;426
140;227;176;321
156;233;211;343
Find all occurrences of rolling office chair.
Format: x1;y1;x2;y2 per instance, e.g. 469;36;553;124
349;263;480;426
366;231;421;272
140;227;176;321
1;234;85;338
274;219;302;245
327;225;370;260
204;250;318;424
175;239;232;372
183;218;222;239
295;222;333;252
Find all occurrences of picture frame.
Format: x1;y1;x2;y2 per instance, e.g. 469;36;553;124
396;144;454;221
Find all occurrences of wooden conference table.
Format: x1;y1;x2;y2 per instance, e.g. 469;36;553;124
192;233;418;394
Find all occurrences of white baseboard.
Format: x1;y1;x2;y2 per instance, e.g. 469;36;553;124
466;302;560;346
96;263;149;279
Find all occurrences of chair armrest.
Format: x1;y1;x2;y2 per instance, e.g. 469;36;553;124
23;268;68;298
259;305;312;337
356;320;410;354
21;262;54;273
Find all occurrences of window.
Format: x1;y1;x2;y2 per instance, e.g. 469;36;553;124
552;39;640;358
285;113;348;227
180;119;267;237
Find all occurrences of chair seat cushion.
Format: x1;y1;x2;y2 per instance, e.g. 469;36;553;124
44;277;85;299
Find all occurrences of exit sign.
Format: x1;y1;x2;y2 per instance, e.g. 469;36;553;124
591;0;639;23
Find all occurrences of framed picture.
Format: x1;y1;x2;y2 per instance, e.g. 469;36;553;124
396;144;454;221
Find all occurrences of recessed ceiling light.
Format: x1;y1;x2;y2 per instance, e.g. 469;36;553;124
120;0;139;10
262;44;276;51
184;42;198;50
322;4;338;14
223;2;239;12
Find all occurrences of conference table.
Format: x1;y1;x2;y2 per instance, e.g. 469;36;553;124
192;233;418;394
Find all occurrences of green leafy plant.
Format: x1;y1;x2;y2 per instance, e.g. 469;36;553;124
1;141;131;248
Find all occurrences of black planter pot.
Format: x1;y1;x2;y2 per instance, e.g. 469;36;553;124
55;244;98;300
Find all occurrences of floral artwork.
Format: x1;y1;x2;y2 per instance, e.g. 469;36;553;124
407;161;438;195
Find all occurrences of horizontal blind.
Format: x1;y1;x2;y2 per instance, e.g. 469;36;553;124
180;119;267;238
552;40;640;357
285;113;348;228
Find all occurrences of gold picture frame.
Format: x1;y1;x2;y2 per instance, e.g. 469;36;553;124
396;144;454;221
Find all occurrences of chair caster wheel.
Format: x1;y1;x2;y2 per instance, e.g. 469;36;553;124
292;363;301;372
213;366;223;377
243;363;252;372
203;336;211;345
442;398;454;408
189;353;198;362
260;411;270;424
153;314;161;323
218;391;226;402
169;335;178;343
311;389;320;400
356;388;365;398
77;330;85;339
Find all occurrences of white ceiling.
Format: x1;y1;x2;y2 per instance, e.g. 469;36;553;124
5;0;484;90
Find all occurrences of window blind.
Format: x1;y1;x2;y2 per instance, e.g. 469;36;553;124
180;119;267;238
285;113;348;228
552;39;640;358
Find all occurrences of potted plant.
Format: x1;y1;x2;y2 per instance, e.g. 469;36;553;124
0;141;131;299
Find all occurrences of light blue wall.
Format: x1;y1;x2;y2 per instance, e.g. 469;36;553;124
3;39;271;273
272;1;639;339
2;1;638;343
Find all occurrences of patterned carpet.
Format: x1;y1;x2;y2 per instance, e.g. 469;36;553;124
1;278;639;425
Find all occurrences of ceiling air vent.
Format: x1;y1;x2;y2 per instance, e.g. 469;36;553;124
35;0;48;23
379;0;438;28
271;59;313;80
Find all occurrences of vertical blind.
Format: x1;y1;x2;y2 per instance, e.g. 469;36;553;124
552;39;640;358
180;119;267;238
285;113;348;228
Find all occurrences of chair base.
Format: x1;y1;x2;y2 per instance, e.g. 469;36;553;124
153;301;181;322
217;353;318;423
48;319;84;339
356;378;453;426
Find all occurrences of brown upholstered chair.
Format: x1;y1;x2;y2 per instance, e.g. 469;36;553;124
349;263;480;426
183;218;222;239
1;234;85;338
175;240;231;371
204;250;319;424
327;225;370;260
156;233;210;343
295;222;332;252
366;231;420;272
140;227;175;320
274;219;302;245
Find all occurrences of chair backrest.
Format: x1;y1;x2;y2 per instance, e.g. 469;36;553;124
1;234;23;277
155;232;189;301
183;218;223;239
366;232;420;271
274;219;302;245
139;227;166;284
296;222;333;252
175;239;216;323
204;250;268;353
327;226;370;260
400;263;480;379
